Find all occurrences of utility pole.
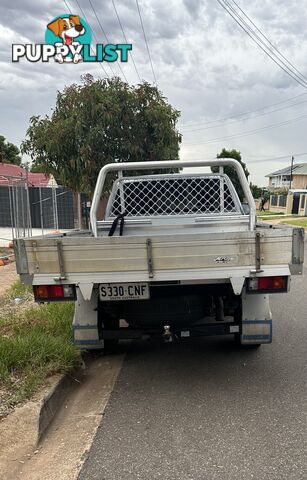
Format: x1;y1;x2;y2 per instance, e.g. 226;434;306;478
289;155;294;190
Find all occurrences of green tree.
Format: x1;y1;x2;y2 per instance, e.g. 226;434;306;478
0;136;22;165
21;75;182;194
30;162;44;173
249;182;263;199
212;148;249;200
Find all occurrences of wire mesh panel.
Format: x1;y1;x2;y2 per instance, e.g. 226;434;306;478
13;179;29;236
0;175;31;237
29;187;75;231
106;174;242;218
0;186;11;227
0;176;76;237
41;187;56;229
56;189;74;229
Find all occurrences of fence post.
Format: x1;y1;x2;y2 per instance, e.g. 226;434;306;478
39;187;44;235
20;179;26;238
54;186;59;230
77;193;82;229
8;185;14;240
26;185;32;236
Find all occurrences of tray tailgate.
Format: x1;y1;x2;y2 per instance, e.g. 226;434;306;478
17;229;295;276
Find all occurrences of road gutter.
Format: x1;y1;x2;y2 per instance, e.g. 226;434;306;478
0;354;123;480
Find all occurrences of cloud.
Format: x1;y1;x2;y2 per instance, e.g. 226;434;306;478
0;0;306;185
183;0;202;19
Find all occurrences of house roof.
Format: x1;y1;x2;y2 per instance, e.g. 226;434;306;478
266;163;307;177
0;163;24;180
0;163;54;186
27;172;51;187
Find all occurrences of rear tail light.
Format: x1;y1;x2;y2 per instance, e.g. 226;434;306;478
247;276;288;293
33;284;76;301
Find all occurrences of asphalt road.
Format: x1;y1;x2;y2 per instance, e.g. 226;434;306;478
79;256;306;480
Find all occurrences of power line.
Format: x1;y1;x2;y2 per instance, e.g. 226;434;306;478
231;0;307;84
87;0;129;83
135;0;157;85
216;0;307;89
219;0;307;87
111;0;142;83
179;92;307;129
73;0;116;76
182;99;307;133
63;0;110;78
184;113;307;145
248;151;307;159
185;152;307;164
248;152;307;164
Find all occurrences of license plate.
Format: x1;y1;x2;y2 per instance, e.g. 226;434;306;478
99;283;150;301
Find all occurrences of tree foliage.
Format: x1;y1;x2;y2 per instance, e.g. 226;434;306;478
249;182;263;199
211;148;249;200
0;136;22;165
21;75;182;194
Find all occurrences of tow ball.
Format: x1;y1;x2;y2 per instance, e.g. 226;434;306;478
163;325;173;342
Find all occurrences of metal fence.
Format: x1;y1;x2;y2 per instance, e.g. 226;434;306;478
0;175;32;239
0;175;78;239
29;187;74;232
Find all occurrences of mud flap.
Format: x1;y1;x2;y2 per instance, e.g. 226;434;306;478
72;287;104;350
240;288;272;344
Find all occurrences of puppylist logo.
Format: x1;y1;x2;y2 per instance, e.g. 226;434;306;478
12;14;132;64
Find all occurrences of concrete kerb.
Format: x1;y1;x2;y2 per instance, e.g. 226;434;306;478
9;354;124;480
37;365;85;444
0;363;87;479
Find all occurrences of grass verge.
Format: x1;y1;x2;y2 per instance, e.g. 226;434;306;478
0;281;80;415
280;218;307;228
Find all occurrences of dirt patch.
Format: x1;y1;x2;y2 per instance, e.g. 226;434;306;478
0;296;37;336
0;246;13;256
0;262;18;298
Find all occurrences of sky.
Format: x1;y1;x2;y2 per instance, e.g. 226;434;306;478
1;0;307;186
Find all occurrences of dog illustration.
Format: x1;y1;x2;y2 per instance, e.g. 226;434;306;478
47;15;85;63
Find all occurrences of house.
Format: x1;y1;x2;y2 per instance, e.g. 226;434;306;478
0;163;57;187
266;163;307;190
27;172;57;187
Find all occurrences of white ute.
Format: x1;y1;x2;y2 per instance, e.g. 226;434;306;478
14;159;304;350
